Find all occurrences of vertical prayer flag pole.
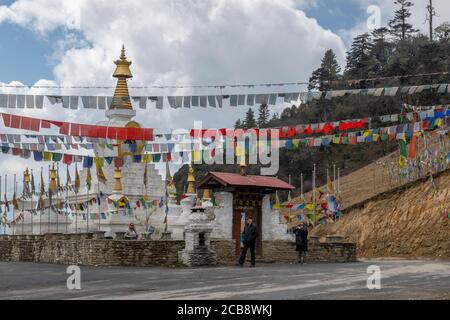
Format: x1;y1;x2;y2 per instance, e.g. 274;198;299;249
0;175;3;235
56;163;59;233
333;164;336;193
13;174;16;235
300;172;304;199
1;176;5;235
75;164;79;234
48;165;51;234
288;174;292;218
87;176;90;234
326;167;329;191
144;161;149;234
97;166;101;233
338;168;341;198
97;182;101;232
313;164;316;227
65;165;69;234
30;170;34;235
21;172;25;235
164;161;170;235
39;167;43;235
75;189;78;233
4;175;8;235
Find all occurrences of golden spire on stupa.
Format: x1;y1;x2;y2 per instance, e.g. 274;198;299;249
114;167;123;193
111;45;133;110
186;165;196;194
49;164;58;192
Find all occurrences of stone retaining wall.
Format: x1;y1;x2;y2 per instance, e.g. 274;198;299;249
262;238;357;263
0;234;356;267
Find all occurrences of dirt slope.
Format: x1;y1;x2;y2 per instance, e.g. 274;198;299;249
315;169;450;259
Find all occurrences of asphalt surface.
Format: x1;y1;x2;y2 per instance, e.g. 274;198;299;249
0;260;449;300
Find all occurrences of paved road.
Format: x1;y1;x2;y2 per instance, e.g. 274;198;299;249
0;260;449;300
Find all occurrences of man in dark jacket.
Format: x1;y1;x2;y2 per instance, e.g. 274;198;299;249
238;216;258;267
294;222;308;264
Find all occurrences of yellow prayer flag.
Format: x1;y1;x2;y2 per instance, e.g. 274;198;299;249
399;156;407;169
74;163;80;191
43;152;52;161
327;176;334;194
142;154;152;163
192;151;201;163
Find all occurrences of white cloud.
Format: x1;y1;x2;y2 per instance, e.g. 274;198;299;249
0;0;347;129
0;0;348;189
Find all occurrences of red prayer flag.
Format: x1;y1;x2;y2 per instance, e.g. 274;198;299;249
88;125;99;138
20;116;32;131
126;127;142;140
279;128;288;139
63;154;73;165
303;125;313;135
30;118;40;132
11;115;21;129
142;128;153;141
41;120;51;129
114;157;123;168
1;113;11;127
116;128;127;140
59;122;70;135
80;124;90;137
97;126;107;139
322;123;334;134
49;120;63;127
107;127;118;139
288;127;297;138
70;124;80;136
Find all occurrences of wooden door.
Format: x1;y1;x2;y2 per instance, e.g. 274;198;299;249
232;193;263;256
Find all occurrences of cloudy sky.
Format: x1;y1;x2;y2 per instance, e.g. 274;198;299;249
0;0;449;195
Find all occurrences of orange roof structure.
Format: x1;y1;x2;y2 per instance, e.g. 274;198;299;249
197;172;295;191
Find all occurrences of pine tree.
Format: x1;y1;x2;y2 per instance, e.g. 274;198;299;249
308;49;341;91
257;104;270;128
372;27;390;45
269;113;279;126
388;0;418;41
435;23;450;41
370;27;393;75
244;108;257;129
345;33;373;78
235;119;243;129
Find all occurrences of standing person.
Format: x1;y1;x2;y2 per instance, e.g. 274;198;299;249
125;223;139;240
238;216;258;267
294;222;308;264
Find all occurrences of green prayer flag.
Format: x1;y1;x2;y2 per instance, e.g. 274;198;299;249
399;139;408;158
52;153;63;162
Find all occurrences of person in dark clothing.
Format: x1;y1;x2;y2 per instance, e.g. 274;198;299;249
238;216;258;267
294;222;308;264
